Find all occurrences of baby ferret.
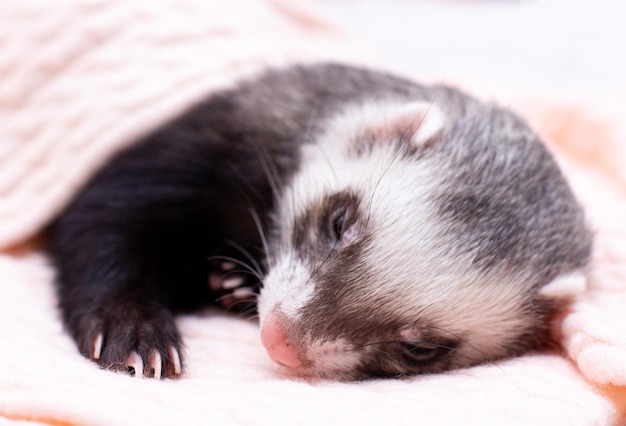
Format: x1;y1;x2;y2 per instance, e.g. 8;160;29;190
46;63;592;380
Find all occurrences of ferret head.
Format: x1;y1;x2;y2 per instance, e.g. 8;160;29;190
258;95;591;380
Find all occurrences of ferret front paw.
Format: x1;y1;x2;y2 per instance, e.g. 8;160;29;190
208;260;259;312
70;301;183;379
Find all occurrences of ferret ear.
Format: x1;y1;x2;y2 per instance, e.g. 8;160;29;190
538;272;587;299
363;101;445;149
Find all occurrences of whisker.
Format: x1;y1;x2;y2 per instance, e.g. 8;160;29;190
371;343;457;357
241;311;260;320
349;339;448;353
280;101;332;274
350;340;398;351
248;207;272;268
252;140;283;204
214;289;259;302
303;102;338;184
224;239;264;277
207;255;262;280
305;239;339;287
214;294;257;309
227;298;260;315
423;326;482;354
224;269;262;281
294;104;347;281
365;85;446;224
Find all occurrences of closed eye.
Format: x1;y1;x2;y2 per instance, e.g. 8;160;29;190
331;209;346;241
394;341;456;364
317;191;361;246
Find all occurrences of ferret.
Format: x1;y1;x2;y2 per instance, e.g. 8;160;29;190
46;63;592;380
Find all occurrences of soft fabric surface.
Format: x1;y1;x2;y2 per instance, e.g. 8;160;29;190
1;1;625;425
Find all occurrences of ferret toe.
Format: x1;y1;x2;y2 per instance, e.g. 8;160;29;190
125;351;144;378
220;261;237;271
149;349;162;379
70;301;184;379
208;260;259;312
232;286;255;299
169;346;182;376
221;275;246;290
208;269;246;293
92;332;103;360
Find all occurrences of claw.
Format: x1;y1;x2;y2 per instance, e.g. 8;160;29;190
93;333;103;360
232;286;255;299
222;276;245;290
126;351;144;378
150;350;162;380
169;346;181;375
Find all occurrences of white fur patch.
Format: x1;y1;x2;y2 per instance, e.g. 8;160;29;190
303;337;361;377
309;99;446;158
258;255;315;325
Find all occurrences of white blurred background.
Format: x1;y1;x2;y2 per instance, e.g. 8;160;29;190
318;0;625;101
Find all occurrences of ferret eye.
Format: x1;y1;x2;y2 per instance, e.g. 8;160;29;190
331;210;347;241
395;341;454;364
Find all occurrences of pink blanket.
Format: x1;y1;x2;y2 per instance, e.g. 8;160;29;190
1;1;624;424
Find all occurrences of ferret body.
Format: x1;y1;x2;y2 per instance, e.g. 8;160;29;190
46;63;592;380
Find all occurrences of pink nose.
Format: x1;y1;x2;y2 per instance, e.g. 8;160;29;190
261;310;302;368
